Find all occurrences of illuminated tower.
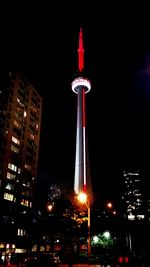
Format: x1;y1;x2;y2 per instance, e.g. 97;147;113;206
71;28;91;195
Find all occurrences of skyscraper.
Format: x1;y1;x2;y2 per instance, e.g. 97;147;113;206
122;170;145;220
0;70;42;255
71;28;92;197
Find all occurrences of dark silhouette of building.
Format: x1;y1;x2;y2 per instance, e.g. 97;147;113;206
0;70;42;259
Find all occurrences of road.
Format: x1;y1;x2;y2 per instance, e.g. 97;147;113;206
58;265;107;267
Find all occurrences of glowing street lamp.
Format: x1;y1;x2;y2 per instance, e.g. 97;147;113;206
103;231;110;239
106;202;113;209
77;192;87;203
47;204;53;212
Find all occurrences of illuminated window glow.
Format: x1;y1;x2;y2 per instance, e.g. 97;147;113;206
21;199;29;206
5;183;14;190
14;120;21;129
17;229;26;236
8;163;17;172
7;172;16;180
12;136;20;145
17;168;21;174
17;97;24;107
11;144;19;153
24;164;31;171
4;193;14;201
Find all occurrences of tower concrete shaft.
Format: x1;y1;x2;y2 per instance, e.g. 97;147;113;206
71;28;91;195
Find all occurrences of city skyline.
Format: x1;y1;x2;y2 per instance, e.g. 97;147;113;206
1;3;150;205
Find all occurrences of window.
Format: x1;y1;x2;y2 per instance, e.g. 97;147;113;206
7;172;16;180
24;164;31;171
22;191;29;197
8;163;17;172
12;136;20;145
4;192;14;201
16;105;23;115
29;123;35;133
21;199;29;207
5;183;14;190
19;75;26;85
13;127;21;137
18;88;25;98
14;120;21;129
28;133;34;140
17;229;26;236
17;97;24;107
15;112;23;122
17;168;21;174
24;111;27;117
11;144;19;153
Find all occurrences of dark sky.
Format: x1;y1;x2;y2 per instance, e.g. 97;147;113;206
1;2;150;204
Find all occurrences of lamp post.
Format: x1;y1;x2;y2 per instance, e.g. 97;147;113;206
87;197;91;260
78;193;91;262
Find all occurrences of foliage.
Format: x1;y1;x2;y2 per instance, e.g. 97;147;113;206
91;233;115;248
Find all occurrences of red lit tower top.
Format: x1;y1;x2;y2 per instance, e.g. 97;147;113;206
78;28;84;72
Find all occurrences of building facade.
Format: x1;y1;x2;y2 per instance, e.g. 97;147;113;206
0;70;42;257
122;170;145;220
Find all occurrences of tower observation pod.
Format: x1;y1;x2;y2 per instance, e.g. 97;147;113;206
71;28;92;196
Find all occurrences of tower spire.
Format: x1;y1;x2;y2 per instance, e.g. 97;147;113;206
78;27;84;72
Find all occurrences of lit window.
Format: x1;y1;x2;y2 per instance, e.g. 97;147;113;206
22;191;29;197
128;214;135;220
17;229;26;236
11;144;19;153
29;133;34;140
5;183;14;190
7;172;16;180
24;164;31;171
14;120;21;129
8;163;17;172
15;111;23;122
21;199;29;206
12;136;20;145
137;215;145;220
17;168;21;174
4;193;14;201
17;97;24;107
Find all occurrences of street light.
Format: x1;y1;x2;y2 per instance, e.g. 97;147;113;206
47;204;53;212
103;231;110;239
77;192;91;261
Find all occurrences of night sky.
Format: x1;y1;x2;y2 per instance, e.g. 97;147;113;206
1;2;150;206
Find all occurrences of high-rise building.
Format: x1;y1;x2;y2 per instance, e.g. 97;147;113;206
0;70;42;255
122;170;145;220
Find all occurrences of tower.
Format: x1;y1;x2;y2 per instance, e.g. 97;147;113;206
71;28;91;196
